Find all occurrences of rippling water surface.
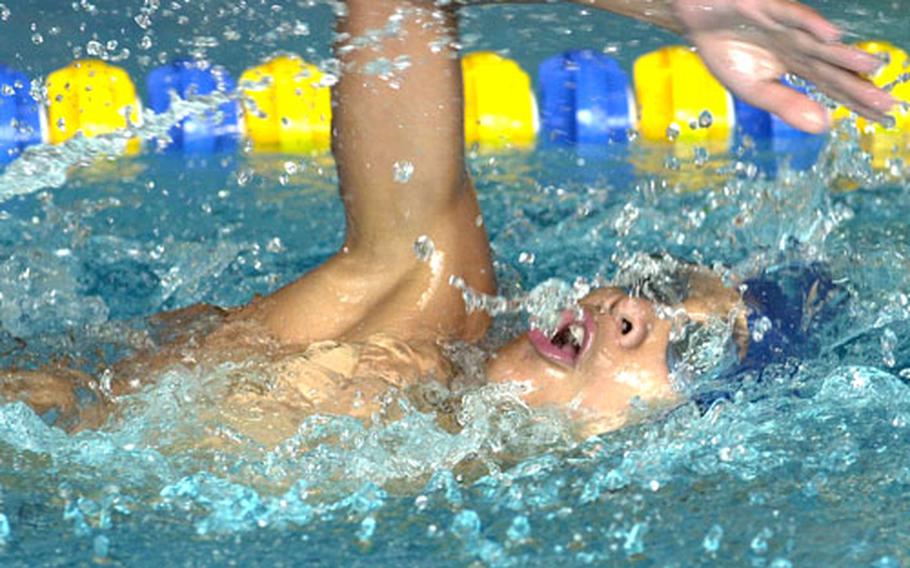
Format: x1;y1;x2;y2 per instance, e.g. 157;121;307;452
1;1;910;566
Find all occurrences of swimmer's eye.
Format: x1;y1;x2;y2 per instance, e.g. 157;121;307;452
621;318;633;335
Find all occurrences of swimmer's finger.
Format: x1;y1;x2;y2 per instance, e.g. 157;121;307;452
804;39;884;76
743;81;829;133
806;59;894;121
767;0;841;44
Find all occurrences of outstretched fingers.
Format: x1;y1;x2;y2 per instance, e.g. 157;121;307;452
802;59;895;122
689;0;896;131
761;16;895;125
800;38;885;76
766;0;841;44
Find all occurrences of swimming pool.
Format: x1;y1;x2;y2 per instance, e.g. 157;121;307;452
1;0;910;565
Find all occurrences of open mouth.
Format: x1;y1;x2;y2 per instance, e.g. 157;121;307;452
528;308;596;367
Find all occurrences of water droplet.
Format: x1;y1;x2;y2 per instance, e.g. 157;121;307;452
134;13;152;30
413;235;435;262
0;4;10;21
702;524;723;554
86;40;103;57
451;509;481;541
751;316;772;342
873;556;902;568
0;513;10;546
881;328;898;368
235;169;253;186
750;527;773;555
622;522;647;555
356;515;376;543
266;237;284;254
666;123;680;141
698;110;713;128
393;160;414;184
31;32;43;45
507;515;531;544
518;251;535;265
93;534;110;559
283;161;299;175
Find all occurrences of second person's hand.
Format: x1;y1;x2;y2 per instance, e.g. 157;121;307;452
673;0;895;133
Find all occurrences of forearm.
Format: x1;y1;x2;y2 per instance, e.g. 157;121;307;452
334;0;469;256
569;0;681;33
454;0;683;34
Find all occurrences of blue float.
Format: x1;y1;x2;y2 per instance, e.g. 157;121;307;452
0;65;42;166
538;50;635;146
146;60;240;154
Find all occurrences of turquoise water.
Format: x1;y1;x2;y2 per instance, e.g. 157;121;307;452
1;1;910;566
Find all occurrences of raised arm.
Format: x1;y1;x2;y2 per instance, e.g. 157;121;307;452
333;0;469;256
461;0;894;133
245;0;494;345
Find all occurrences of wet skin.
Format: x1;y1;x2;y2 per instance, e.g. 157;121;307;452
0;0;884;438
486;270;746;434
487;288;679;433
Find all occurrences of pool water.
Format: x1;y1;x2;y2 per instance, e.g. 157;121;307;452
1;1;910;566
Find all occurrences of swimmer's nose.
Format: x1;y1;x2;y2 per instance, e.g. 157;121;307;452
616;297;651;349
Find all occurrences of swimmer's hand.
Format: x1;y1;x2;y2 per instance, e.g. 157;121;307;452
455;0;893;133
673;0;894;133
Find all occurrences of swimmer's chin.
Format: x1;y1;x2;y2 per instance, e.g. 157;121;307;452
484;333;682;438
569;394;684;439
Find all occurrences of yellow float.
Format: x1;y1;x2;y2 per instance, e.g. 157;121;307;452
45;59;142;154
461;52;537;150
833;41;910;170
633;46;733;150
239;55;332;154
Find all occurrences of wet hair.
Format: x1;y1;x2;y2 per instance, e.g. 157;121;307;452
614;253;748;393
612;253;692;306
665;317;741;393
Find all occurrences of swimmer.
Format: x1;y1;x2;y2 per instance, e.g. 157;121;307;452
0;0;892;439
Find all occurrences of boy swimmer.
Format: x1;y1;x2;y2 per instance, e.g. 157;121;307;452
0;0;893;439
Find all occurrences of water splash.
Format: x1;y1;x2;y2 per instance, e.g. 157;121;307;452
0;89;234;202
449;274;590;336
0;6;908;563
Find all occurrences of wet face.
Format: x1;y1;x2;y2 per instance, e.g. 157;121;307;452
485;275;744;435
